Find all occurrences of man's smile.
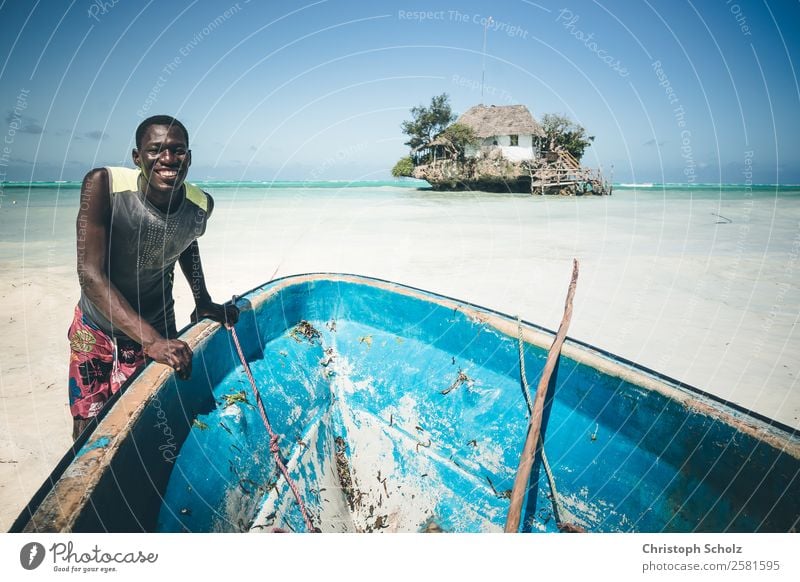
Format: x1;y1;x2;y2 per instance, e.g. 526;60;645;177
154;168;180;180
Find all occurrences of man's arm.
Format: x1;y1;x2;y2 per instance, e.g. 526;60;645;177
178;196;239;326
77;168;193;377
179;240;240;326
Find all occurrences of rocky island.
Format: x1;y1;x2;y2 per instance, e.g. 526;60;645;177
394;96;611;195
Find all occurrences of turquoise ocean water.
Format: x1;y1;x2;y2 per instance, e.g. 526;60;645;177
1;179;797;213
1;180;798;263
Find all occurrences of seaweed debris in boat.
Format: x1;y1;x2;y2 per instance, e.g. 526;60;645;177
289;320;321;344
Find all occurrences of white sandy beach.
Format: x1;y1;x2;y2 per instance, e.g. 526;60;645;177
1;185;798;530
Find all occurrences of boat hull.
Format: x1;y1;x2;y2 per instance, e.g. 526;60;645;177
12;274;800;532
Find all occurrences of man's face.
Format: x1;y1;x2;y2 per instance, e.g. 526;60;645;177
133;124;191;193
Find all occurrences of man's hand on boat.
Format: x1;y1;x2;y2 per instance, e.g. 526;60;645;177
190;301;240;327
144;337;193;380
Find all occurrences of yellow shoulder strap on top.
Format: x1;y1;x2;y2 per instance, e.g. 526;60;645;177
184;182;209;212
105;167;141;194
105;166;207;211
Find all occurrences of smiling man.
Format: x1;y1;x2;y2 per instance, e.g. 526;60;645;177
68;115;238;440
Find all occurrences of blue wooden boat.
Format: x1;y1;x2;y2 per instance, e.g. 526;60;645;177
11;274;800;532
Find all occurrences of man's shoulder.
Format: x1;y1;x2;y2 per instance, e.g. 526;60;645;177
185;182;210;213
104;167;140;193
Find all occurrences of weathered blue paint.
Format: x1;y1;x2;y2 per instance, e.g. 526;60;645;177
156;277;799;532
76;435;111;458
12;274;800;533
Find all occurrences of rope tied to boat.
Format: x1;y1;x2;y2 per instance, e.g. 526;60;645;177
225;320;317;533
269;435;281;455
516;316;582;532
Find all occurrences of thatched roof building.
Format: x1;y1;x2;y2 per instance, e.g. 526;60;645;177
456;104;545;138
454;104;545;162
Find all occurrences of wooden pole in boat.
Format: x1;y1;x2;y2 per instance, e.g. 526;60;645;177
504;259;579;533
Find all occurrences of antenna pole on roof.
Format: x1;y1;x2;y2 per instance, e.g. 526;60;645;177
481;16;493;103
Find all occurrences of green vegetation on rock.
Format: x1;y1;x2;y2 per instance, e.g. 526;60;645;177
400;93;455;151
391;156;414;177
540;113;595;161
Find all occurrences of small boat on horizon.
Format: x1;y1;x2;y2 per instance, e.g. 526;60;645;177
10;274;800;533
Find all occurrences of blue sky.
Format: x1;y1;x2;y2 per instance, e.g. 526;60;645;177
0;0;798;183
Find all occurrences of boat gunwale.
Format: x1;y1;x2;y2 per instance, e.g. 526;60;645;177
11;272;800;532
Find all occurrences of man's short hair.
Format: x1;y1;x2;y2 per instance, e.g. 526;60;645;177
135;115;189;149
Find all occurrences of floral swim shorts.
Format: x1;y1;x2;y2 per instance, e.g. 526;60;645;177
67;305;146;419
